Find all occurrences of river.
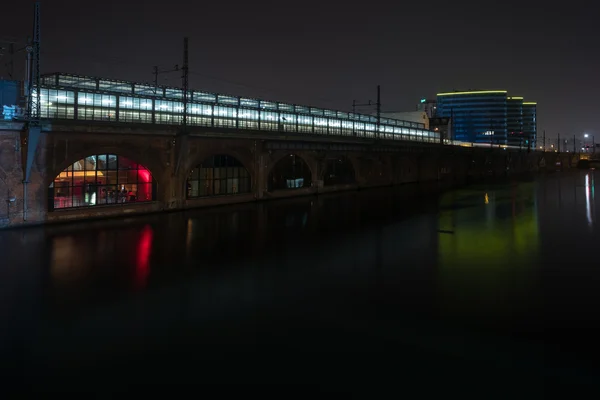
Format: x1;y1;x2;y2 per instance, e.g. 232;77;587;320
1;171;599;390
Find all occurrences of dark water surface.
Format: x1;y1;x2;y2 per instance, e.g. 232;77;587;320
2;171;600;390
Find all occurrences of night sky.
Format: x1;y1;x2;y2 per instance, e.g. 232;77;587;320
2;0;598;142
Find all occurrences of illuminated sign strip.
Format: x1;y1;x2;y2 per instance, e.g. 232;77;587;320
437;90;507;96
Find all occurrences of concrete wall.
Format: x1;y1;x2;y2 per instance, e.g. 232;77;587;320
1;126;47;226
0;122;581;228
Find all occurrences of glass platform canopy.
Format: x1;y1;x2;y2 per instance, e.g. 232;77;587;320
35;73;439;143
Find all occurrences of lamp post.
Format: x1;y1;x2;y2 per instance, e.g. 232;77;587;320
583;133;595;153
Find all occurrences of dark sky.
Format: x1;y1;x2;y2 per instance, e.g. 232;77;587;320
2;0;599;142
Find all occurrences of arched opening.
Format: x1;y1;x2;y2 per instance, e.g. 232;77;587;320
323;157;355;186
48;154;156;211
268;154;312;191
186;154;251;198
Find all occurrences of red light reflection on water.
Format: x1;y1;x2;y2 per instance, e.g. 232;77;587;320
135;225;153;289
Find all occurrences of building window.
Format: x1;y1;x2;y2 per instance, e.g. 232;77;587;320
268;154;312;191
39;88;75;119
187;155;251;198
49;154;155;211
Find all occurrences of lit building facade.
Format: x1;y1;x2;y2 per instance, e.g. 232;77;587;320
29;73;438;143
507;97;525;148
49;154;156;211
436;91;508;145
522;102;537;148
436;90;537;146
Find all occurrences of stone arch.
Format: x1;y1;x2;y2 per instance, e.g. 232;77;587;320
322;156;356;185
184;147;254;181
267;153;313;191
186;154;252;198
394;156;418;183
48;152;158;211
48;146;164;187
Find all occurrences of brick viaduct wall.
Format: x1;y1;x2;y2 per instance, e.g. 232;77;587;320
0;125;582;228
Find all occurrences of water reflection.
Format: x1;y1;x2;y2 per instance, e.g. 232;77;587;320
436;182;540;328
3;173;600;383
134;225;153;290
585;173;594;227
438;182;539;266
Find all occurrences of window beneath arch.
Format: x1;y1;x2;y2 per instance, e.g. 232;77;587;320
268;154;312;191
48;154;156;211
187;155;251;198
324;157;355;186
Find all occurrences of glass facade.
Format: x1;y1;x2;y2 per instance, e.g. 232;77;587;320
34;73;439;143
49;154;155;211
187;155;251;198
437;91;537;149
507;97;525;147
436;91;508;145
522;103;537;149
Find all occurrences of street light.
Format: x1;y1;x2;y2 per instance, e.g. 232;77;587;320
583;133;595;154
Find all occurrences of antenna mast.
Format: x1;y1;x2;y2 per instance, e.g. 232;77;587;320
182;37;189;129
376;85;381;139
173;37;189;177
26;2;41;124
20;2;42;222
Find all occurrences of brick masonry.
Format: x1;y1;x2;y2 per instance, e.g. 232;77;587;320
0;122;581;229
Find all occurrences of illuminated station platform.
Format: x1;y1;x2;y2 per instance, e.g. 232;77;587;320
36;73;440;143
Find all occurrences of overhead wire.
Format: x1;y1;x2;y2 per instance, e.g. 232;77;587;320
35;50;356;112
188;70;349;111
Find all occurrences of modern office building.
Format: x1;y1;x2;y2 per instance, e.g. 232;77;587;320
522;102;537;148
507;97;525;148
436;90;536;146
436;90;508;144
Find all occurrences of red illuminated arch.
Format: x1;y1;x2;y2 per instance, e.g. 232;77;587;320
48;154;156;211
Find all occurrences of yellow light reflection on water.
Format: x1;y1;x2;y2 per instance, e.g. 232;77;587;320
436;183;540;317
